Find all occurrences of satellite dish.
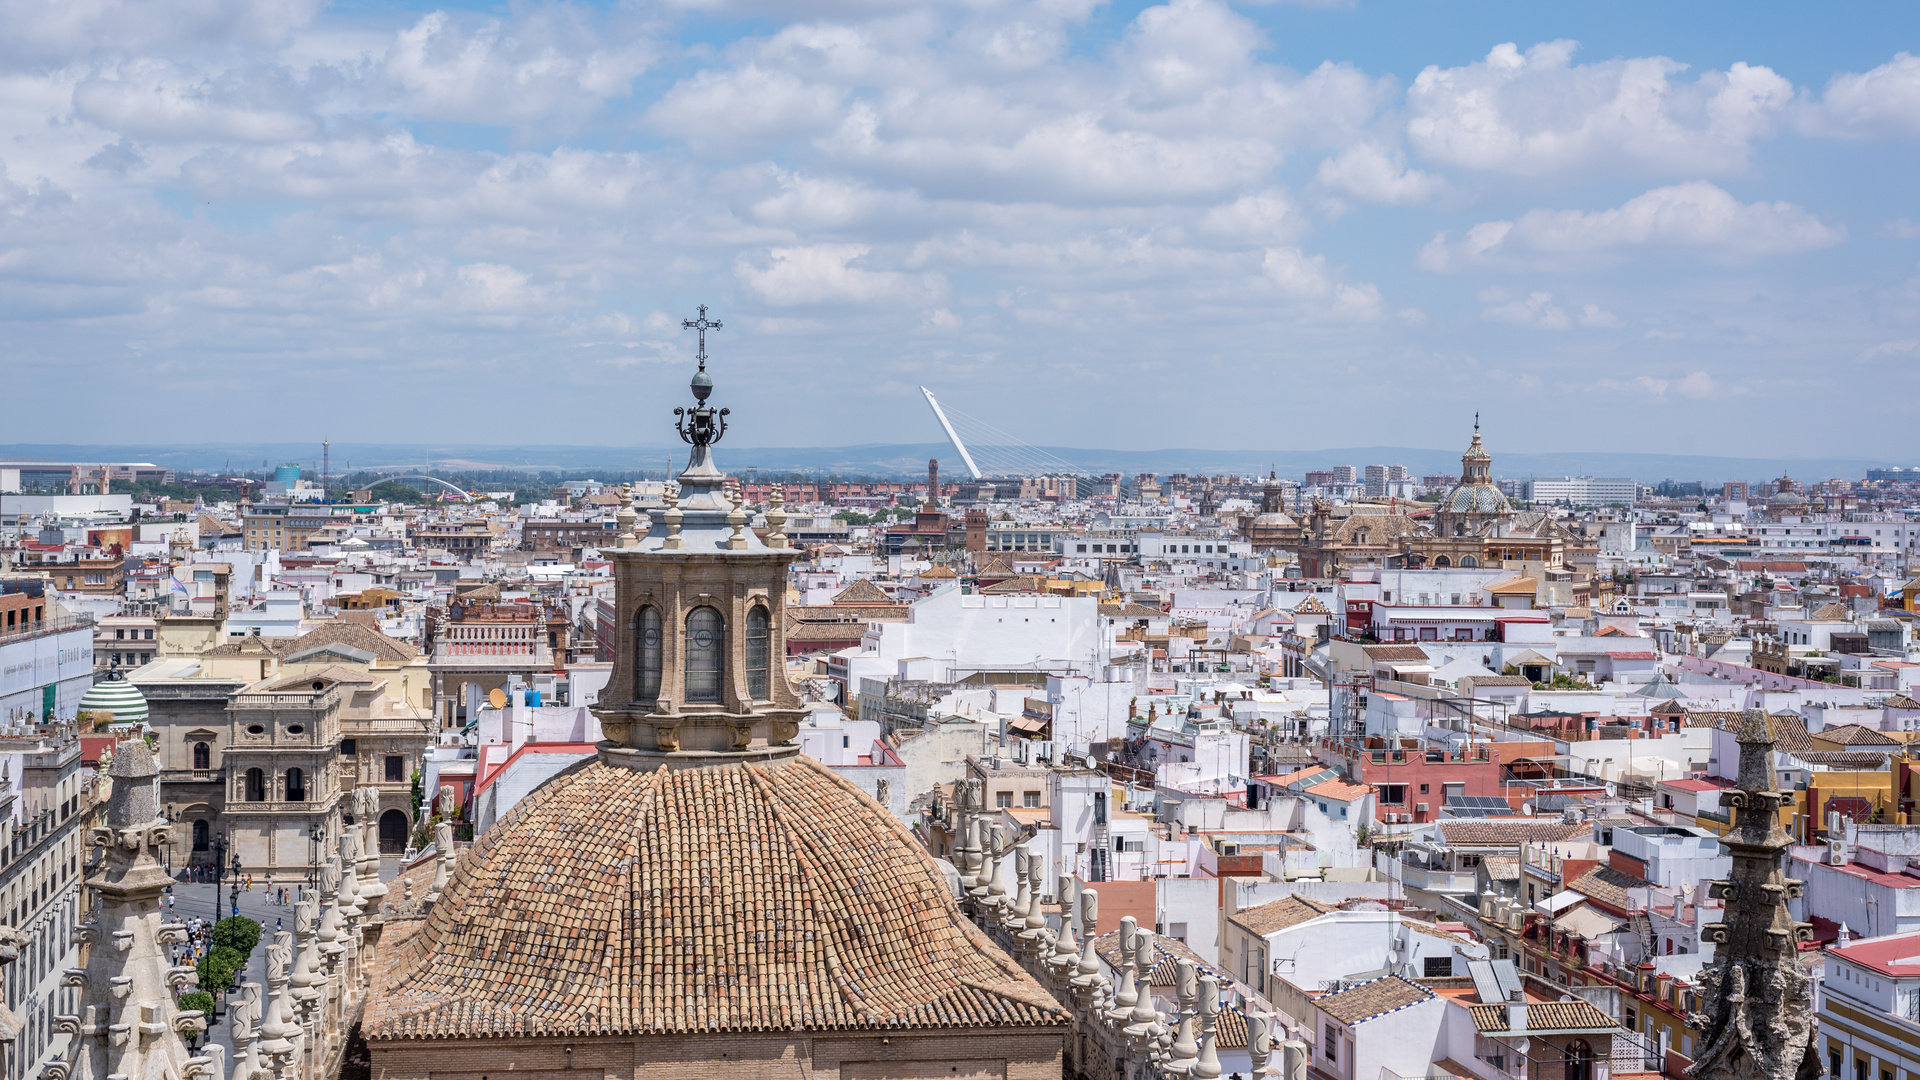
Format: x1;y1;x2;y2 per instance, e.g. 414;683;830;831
1521;802;1536;816
488;688;508;709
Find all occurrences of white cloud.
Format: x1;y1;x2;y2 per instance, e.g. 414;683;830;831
734;243;946;305
1481;289;1568;329
381;9;660;127
1477;288;1620;329
747;171;910;231
1313;142;1439;206
0;0;1911;448
1577;303;1620;328
73;61;318;143
1582;371;1719;399
647;66;848;151
1799;52;1920;139
1197;190;1304;242
0;0;323;66
1860;338;1920;360
1879;217;1920;239
822;105;1281;203
1261;247;1382;320
1420;182;1844;270
1263;247;1332;297
1406;41;1792;176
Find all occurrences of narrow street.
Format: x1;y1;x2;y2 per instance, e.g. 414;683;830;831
166;860;399;1058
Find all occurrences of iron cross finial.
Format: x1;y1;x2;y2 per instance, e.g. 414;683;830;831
683;305;723;370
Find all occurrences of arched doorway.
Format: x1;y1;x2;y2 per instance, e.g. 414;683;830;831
379;809;411;854
1564;1039;1594;1080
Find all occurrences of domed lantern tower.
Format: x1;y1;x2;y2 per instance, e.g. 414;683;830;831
595;306;804;765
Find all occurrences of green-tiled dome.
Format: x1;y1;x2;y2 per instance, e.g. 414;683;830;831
1441;483;1512;515
78;678;148;726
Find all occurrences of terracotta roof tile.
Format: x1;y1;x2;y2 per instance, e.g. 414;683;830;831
1316;975;1432;1024
1432;820;1587;846
831;579;896;605
366;754;1066;1040
1362;645;1430;662
1468;999;1620;1033
1815;723;1899;746
1226;896;1332;938
1568;864;1649;910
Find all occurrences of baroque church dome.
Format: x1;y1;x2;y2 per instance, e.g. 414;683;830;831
1437;421;1512;521
366;315;1064;1050
1439;483;1512;515
367;755;1062;1038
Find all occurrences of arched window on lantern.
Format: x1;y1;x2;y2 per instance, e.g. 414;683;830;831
746;605;771;700
685;607;724;704
634;606;663;702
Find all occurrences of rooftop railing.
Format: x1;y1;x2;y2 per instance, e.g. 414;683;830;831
0;614;94;647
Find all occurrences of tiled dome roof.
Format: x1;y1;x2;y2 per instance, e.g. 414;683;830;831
367;754;1066;1040
1440;483;1511;515
78;678;148;725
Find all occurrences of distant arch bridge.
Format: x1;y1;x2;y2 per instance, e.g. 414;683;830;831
378;475;474;499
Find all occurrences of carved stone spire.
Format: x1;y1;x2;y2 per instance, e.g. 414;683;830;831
1688;710;1819;1080
45;740;206;1080
765;484;788;549
615;483;638;548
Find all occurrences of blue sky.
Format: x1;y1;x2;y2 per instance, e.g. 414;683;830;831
5;0;1920;459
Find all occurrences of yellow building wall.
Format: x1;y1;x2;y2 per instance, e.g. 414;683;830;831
1808;770;1899;834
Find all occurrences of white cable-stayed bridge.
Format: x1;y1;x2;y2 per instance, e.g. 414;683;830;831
920;387;1089;480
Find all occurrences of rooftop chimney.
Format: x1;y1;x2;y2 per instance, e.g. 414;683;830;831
1507;988;1527;1033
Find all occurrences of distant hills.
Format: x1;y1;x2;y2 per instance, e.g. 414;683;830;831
0;441;1905;484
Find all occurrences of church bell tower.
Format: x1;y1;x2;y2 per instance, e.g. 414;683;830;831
593;307;804;767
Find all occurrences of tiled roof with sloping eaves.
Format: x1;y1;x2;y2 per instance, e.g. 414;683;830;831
1226;895;1333;938
366;754;1066;1040
1815;723;1899;746
1568;864;1650;911
1469;998;1620;1034
1432;820;1588;847
1316;975;1433;1025
831;578;897;605
1362;645;1431;662
1685;710;1815;754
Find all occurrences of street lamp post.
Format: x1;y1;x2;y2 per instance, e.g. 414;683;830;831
211;835;226;920
228;849;241;918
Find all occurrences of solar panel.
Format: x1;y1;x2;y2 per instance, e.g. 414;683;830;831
1442;795;1519;818
1466;959;1503;1004
1492;958;1522;1000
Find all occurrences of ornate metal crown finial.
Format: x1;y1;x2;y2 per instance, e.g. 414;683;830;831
674;305;729;448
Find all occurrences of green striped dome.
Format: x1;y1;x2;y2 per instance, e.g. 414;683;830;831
78;679;149;726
